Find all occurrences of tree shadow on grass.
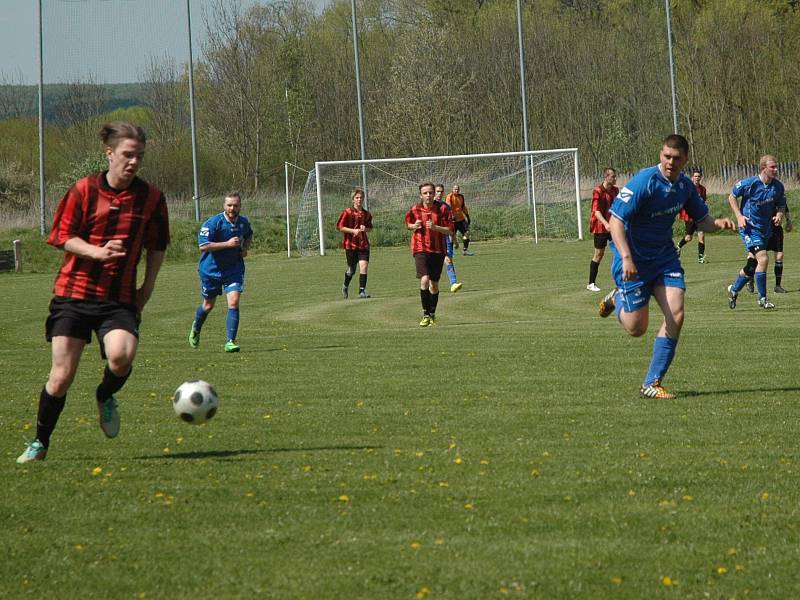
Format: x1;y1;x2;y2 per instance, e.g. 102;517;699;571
133;445;382;460
678;385;800;398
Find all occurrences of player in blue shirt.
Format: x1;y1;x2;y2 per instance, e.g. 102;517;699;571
435;184;463;293
598;134;734;399
726;155;787;310
188;192;253;352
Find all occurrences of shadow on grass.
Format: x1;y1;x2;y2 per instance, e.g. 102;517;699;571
679;385;800;398
133;445;382;460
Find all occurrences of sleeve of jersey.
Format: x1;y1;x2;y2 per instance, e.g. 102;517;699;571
683;186;709;222
609;180;642;224
591;188;601;214
47;183;86;248
731;180;745;199
336;210;348;230
440;204;454;231
365;212;373;229
143;193;170;251
404;208;415;226
198;216;214;247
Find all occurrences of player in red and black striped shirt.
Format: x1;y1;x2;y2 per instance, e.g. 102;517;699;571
336;188;373;299
405;182;454;326
17;121;170;464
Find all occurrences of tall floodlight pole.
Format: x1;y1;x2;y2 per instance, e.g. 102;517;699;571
664;0;679;134
516;0;537;242
350;0;368;208
186;0;201;221
37;0;46;235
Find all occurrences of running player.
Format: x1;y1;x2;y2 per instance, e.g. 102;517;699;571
598;134;734;399
435;183;462;293
406;182;455;326
676;168;709;263
446;184;473;256
726;155;786;310
336;188;373;299
587;167;618;291
188;192;253;352
17;121;170;463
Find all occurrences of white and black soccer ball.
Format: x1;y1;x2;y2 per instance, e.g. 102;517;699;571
173;380;219;425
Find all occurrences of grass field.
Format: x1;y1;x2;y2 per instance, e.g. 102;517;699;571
2;234;800;599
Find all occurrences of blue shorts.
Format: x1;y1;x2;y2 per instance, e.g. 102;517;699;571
611;254;685;313
199;272;244;298
738;226;770;253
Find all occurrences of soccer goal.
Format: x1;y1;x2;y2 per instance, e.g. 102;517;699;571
291;149;582;256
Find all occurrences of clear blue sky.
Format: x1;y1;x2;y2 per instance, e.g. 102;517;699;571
0;0;330;85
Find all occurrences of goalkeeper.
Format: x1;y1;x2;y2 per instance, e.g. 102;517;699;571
446;184;474;256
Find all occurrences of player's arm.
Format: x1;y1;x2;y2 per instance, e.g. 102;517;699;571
694;214;735;233
135;249;166;312
406;211;422;230
607;215;637;281
62;236;127;262
728;193;747;228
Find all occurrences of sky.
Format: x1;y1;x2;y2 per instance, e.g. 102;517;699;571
0;0;330;85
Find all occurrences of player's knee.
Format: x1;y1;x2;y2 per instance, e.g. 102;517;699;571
743;257;757;277
345;267;354;277
106;353;135;376
47;371;75;396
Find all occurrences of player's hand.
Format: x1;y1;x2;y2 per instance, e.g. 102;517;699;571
359;225;366;232
411;220;423;230
773;214;783;226
227;236;241;248
736;214;748;229
785;218;793;233
95;239;126;261
425;219;433;230
621;257;638;282
714;218;736;231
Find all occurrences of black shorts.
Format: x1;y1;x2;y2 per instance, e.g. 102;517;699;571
593;233;611;249
414;252;445;281
767;225;784;252
346;249;370;270
684;220;698;236
454;220;469;236
46;297;140;358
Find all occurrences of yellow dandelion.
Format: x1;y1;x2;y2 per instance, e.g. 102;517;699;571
91;467;102;476
415;451;424;458
454;457;463;465
480;459;490;465
717;566;728;575
661;575;673;587
339;495;350;503
627;489;636;496
410;542;421;550
727;547;737;556
760;491;769;501
434;538;444;545
415;586;431;599
163;447;170;453
448;442;456;449
735;564;745;572
530;469;540;477
303;465;313;472
245;492;255;498
499;586;510;595
464;502;474;510
682;495;693;501
176;437;184;444
438;481;449;488
154;492;164;498
74;544;85;551
610;576;623;585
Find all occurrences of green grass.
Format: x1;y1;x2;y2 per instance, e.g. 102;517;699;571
2;233;800;598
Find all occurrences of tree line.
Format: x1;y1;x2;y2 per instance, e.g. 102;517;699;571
1;0;799;213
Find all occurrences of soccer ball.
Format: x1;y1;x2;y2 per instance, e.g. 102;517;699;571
173;380;219;425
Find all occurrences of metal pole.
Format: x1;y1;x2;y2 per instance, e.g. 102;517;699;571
186;0;201;221
315;163;326;256
664;0;679;134
516;0;535;241
284;162;292;258
350;0;368;208
37;0;46;236
574;150;583;241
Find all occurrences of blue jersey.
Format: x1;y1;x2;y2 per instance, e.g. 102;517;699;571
610;166;708;263
198;212;253;278
731;176;786;236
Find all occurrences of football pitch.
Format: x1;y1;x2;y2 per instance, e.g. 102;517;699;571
2;235;800;598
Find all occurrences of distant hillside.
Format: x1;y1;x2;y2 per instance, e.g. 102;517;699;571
0;83;147;122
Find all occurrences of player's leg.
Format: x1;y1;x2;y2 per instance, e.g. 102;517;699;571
462;221;474;255
640;284;684;399
774;250;785;292
587;235;605;291
697;230;706;263
753;248;771;306
224;287;242;352
343;250;357;298
427;260;442;324
190;276;220;347
445;235;461;291
358;255;370;298
416;254;432;326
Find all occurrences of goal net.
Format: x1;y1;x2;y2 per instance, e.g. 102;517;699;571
292;149;581;256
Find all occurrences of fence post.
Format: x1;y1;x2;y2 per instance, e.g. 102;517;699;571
13;239;22;273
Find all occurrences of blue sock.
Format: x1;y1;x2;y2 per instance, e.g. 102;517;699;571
193;305;209;331
643;336;678;386
731;274;748;293
755;272;767;298
446;263;457;285
614;289;623;321
226;308;240;342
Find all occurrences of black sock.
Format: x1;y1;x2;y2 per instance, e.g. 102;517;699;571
589;260;600;284
343;272;353;288
36;386;66;448
359;273;367;292
463;238;470;250
678;238;688;249
429;292;440;316
775;261;783;286
420;288;431;315
698;242;705;256
96;365;131;403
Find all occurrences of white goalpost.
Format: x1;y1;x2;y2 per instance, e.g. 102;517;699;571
289;148;582;256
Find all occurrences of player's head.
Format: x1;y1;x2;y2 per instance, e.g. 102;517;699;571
434;184;444;200
101;121;147;186
351;188;364;208
452;184;460;194
419;182;435;203
602;168;617;186
223;191;242;220
691;168;703;185
759;155;778;182
659;134;690;182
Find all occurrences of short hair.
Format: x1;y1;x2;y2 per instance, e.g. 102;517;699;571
351;188;364;200
225;191;241;202
100;121;146;148
691;167;703;176
759;155;777;170
434;183;445;191
662;133;689;155
603;167;616;177
419;182;435;192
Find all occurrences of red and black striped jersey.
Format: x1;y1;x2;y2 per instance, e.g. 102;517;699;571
336;207;372;250
405;201;454;255
48;172;170;304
